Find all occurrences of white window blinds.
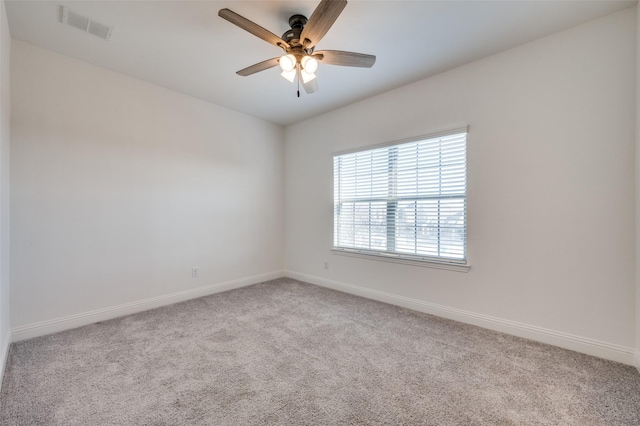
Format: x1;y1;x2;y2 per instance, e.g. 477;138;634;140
333;130;467;263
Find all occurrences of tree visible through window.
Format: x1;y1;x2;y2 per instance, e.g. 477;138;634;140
333;130;467;263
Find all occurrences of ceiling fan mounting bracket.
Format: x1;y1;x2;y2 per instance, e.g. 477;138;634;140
288;14;308;29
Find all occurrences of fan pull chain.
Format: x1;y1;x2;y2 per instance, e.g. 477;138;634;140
297;67;300;98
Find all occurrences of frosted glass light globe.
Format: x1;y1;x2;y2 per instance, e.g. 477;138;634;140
301;56;318;73
279;54;296;72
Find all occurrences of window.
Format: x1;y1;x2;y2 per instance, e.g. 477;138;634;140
333;129;467;265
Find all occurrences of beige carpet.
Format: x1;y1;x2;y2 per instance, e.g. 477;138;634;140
1;277;640;425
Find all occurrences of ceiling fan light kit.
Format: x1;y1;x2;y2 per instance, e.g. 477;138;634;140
218;0;375;96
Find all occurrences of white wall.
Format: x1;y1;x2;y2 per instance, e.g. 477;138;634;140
0;0;10;377
635;2;640;371
285;8;636;364
10;40;284;338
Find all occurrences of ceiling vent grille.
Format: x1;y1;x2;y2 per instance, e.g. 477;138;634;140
61;6;113;40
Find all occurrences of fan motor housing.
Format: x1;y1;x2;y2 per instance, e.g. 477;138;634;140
282;14;308;47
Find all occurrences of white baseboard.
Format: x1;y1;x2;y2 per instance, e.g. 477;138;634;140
635;351;640;374
0;330;10;388
285;270;636;366
11;270;285;342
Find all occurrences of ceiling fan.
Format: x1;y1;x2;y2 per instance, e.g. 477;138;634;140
218;0;376;96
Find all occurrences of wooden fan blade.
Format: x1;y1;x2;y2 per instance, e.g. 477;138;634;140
300;0;347;49
237;57;280;76
314;50;376;68
219;9;289;49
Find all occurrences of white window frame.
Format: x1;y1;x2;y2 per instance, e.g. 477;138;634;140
332;127;469;272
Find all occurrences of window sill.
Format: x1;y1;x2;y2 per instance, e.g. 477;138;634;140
331;248;470;272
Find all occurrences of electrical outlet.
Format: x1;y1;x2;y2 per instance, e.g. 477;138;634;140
324;260;329;270
192;268;199;278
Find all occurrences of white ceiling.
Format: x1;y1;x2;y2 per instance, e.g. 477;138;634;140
5;0;636;126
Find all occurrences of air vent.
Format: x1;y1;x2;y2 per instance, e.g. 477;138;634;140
61;6;113;40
